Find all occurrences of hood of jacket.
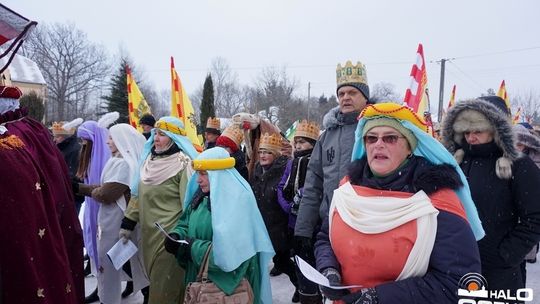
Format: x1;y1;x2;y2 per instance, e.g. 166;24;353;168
322;106;360;130
441;98;519;179
514;125;540;152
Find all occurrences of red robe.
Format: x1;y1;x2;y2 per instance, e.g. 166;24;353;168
0;108;83;303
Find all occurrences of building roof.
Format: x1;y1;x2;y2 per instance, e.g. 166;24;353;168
0;52;46;85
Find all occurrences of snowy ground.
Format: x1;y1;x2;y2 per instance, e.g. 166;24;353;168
84;259;540;303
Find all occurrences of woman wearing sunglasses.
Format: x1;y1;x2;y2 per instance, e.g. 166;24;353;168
315;103;484;304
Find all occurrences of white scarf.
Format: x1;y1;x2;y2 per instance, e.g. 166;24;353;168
140;152;191;186
329;182;439;280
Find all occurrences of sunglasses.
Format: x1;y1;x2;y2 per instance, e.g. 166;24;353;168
363;134;405;145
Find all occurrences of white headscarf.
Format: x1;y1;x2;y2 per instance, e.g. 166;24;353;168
109;124;146;185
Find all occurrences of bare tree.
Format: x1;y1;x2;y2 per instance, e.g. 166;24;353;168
512;90;540;124
371;82;402;102
247;66;298;130
210;57;244;117
24;22;110;121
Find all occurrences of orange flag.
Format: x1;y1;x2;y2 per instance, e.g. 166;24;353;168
170;57;203;152
512;107;522;125
127;66;152;132
497;80;510;110
447;85;456;110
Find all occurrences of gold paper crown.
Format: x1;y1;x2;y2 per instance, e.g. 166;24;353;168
259;132;282;153
51;121;73;136
295;120;320;141
336;60;368;86
222;124;244;146
206;117;221;130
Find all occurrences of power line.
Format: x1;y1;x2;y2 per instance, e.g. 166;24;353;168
453;46;540;60
447;61;486;92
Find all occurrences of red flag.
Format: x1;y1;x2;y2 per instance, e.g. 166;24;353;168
404;43;429;115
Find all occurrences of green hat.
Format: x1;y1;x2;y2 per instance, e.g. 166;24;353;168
363;117;418;151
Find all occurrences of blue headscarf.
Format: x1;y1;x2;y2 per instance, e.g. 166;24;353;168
352;114;485;240
131;116;199;196
185;147;275;304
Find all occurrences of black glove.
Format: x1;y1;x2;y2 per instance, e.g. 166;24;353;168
341;288;379;304
319;267;349;300
164;233;181;255
294;236;314;261
71;180;80;194
290;190;302;216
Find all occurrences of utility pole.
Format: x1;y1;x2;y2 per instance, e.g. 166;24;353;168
437;58;447;122
307;81;311;119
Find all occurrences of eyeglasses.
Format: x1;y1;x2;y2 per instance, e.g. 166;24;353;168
258;150;273;155
363;134;405;145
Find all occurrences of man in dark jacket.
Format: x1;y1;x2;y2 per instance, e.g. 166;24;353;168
52;119;84;213
293;60;371;304
442;96;540;293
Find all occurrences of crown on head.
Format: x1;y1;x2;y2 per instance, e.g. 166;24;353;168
206;117;221;130
295;120;320;141
51;121;73;136
336;60;368;87
222;124;244;146
259;132;282;153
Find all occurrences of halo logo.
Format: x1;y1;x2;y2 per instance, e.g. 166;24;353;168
457;272;534;304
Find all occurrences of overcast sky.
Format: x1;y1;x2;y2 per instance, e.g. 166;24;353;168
6;0;540;114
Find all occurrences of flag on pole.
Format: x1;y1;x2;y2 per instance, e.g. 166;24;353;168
0;3;37;73
512;107;522;125
497;80;510;110
285;120;299;141
170;57;203;152
447;85;456;110
404;43;430;116
127;66;152;132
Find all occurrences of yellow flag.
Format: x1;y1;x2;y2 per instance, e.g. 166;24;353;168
497;80;510;110
170;57;203;152
127;66;152;132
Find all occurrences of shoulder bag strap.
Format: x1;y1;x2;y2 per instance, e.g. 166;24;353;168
195;243;213;282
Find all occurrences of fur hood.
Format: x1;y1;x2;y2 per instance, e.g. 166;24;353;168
514;124;540;152
322;106;359;129
441;98;519;179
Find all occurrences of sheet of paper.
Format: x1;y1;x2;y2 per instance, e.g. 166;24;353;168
294;255;362;289
154;222;188;244
107;239;138;270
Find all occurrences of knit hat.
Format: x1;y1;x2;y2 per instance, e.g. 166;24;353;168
363;117;418;151
139;113;156;127
336;60;370;102
478;95;511;117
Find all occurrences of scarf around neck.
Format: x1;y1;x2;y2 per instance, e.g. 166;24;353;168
283;148;312;200
140;151;191;186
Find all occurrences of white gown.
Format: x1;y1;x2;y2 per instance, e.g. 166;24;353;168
97;157;149;304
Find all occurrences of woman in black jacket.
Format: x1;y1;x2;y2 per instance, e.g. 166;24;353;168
250;132;298;302
442;96;540;292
